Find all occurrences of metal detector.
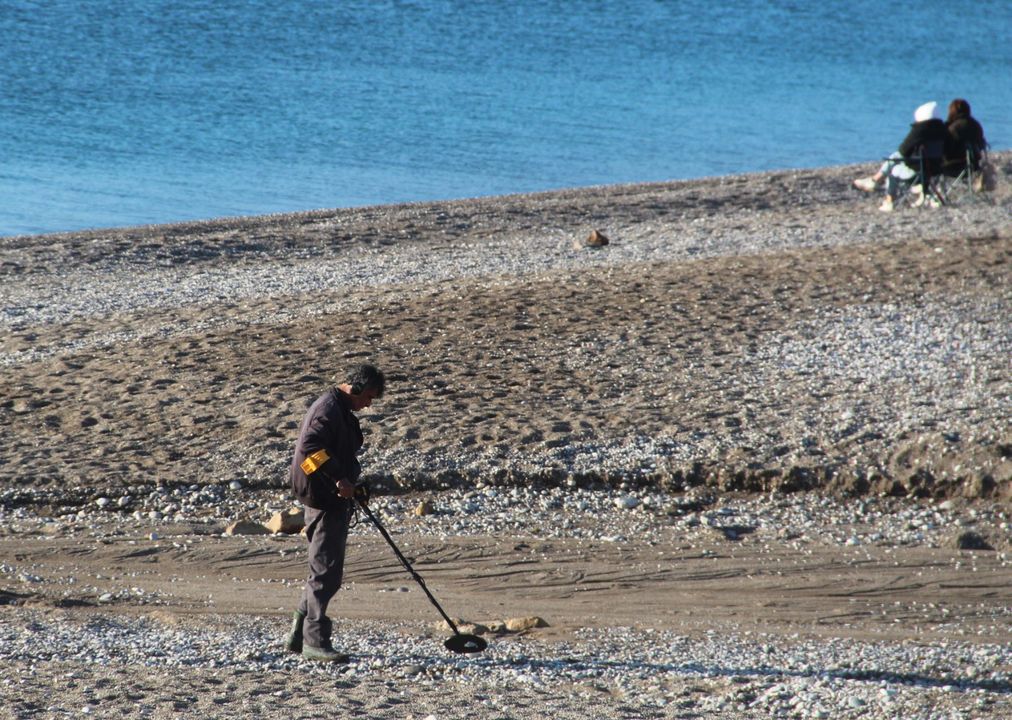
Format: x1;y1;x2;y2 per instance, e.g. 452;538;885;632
355;498;488;654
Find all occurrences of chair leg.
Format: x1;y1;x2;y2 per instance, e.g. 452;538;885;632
945;166;985;205
928;176;945;206
935;177;952;205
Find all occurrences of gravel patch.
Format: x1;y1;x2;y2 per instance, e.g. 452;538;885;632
1;609;1009;719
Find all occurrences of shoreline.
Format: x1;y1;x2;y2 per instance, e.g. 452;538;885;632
0;154;1002;245
3;151;1012;244
0;161;927;243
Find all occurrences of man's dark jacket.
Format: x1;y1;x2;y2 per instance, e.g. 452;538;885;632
898;119;948;175
290;389;363;510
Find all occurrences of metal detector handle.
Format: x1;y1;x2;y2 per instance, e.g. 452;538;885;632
355;499;463;636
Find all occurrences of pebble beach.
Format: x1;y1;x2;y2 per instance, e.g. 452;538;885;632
2;158;1011;718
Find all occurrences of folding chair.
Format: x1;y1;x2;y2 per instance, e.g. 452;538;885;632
939;143;990;205
895;144;946;208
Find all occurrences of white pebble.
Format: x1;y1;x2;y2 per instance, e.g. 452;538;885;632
615;495;640;510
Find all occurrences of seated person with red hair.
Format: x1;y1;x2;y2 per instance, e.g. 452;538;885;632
941;98;988;179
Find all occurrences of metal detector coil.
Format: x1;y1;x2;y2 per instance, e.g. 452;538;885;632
444;633;487;654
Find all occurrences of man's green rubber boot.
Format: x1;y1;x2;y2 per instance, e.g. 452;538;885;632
302;644;350;663
285;610;305;654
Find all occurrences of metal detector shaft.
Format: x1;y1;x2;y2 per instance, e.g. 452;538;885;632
355;500;463;636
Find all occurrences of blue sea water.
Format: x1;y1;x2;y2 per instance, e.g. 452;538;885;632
1;0;1009;237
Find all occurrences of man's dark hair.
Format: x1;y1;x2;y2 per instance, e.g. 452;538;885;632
347;364;385;398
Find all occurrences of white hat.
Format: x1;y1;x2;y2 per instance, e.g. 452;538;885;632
914;101;940;122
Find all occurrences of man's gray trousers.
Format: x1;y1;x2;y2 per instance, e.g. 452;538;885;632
298;503;352;648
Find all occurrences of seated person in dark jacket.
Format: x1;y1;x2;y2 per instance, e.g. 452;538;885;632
852;101;948;211
942;98;987;177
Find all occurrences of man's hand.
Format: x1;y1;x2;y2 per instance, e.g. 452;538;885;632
336;478;356;499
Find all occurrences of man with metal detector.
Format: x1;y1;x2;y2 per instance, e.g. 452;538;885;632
285;364;385;662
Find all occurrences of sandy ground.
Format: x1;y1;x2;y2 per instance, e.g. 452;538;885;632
4;521;1011;643
2;157;1011;718
1;512;1011;719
